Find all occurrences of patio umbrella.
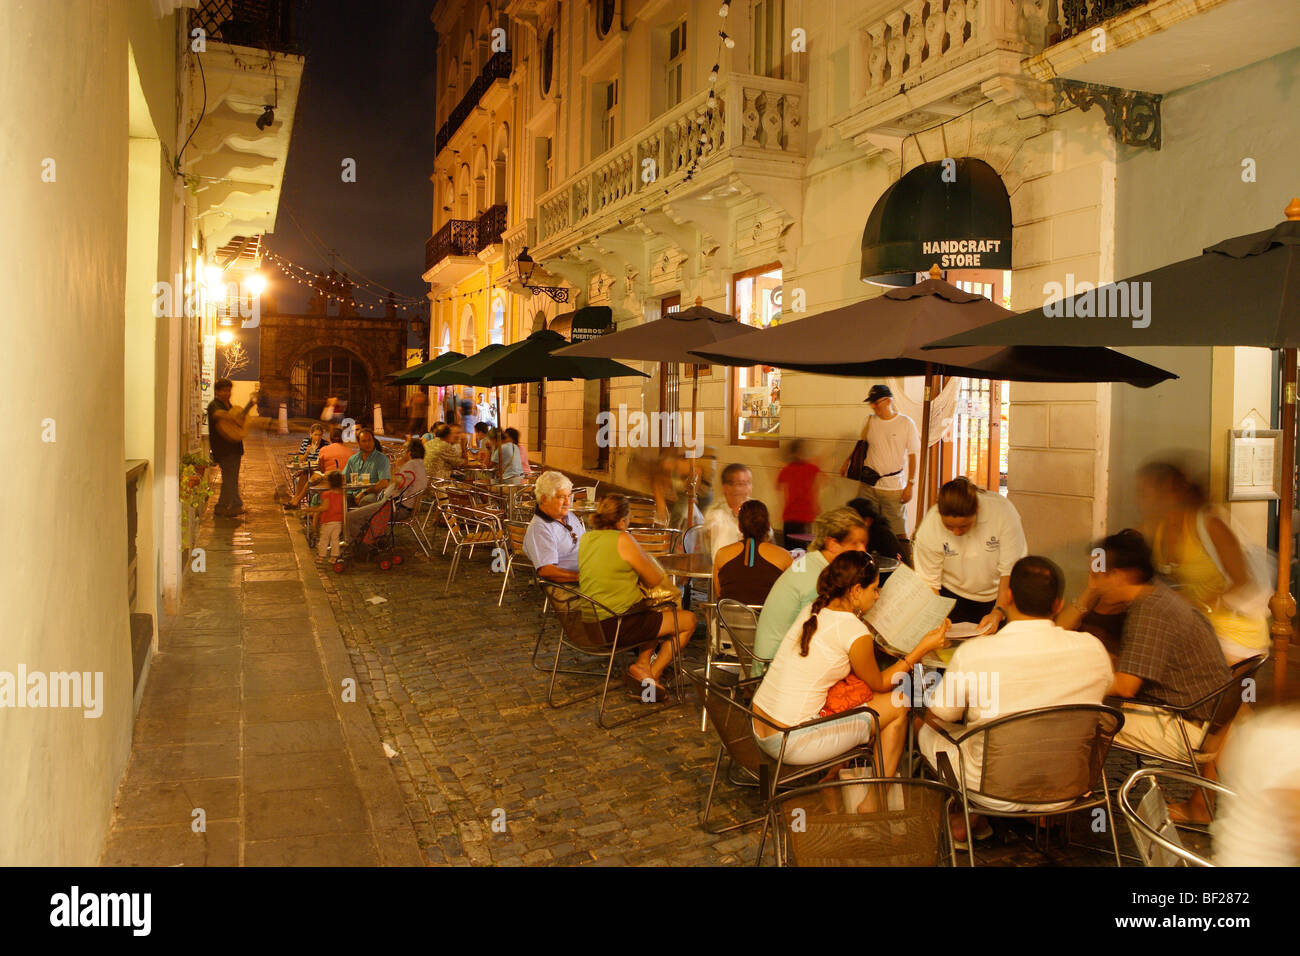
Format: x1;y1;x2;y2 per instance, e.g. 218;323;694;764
432;331;647;479
555;297;750;519
924;199;1300;695
390;350;466;384
689;268;1177;515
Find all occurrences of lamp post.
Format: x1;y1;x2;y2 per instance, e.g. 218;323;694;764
515;247;570;303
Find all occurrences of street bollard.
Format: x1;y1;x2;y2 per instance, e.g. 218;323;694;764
277;403;289;435
372;403;385;436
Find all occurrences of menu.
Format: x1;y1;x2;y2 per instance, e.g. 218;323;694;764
865;563;956;654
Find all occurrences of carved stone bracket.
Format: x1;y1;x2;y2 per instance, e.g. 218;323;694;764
1057;79;1161;150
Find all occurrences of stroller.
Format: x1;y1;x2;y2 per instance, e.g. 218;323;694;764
330;498;405;574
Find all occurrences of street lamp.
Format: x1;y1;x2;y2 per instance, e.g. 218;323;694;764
515;247;570;303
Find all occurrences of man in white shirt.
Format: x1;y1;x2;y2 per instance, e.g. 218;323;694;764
914;476;1027;631
701;463;752;561
917;556;1114;841
841;384;920;554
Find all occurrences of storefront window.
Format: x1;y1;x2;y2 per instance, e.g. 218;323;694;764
731;264;782;445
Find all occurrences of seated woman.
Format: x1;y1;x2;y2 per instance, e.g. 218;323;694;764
285;423;328;508
752;551;949;773
474;422;495;466
713;500;792;605
845;497;904;562
492;427;525;485
577;494;697;698
1054;560;1127;659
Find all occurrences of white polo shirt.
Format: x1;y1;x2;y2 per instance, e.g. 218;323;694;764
914;490;1027;602
919;618;1114;811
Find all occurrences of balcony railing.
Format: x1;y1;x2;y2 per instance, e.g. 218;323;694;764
436;50;512;156
535;72;805;246
426;219;478;271
192;0;297;54
425;205;509;271
477;203;507;249
1059;0;1151;40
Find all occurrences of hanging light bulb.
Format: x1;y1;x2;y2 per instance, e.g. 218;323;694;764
719;1;730;16
720;31;734;49
709;64;719;83
707;93;717;109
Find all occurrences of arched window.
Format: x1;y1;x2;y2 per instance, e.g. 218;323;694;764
595;0;616;38
541;28;555;96
459;304;477;355
490;296;505;345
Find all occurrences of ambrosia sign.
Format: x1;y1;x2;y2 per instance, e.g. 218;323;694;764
921;239;1005;268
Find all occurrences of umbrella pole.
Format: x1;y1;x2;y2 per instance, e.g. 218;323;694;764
496;384;503;483
1272;348;1296;700
916;362;934;537
688;364;699;530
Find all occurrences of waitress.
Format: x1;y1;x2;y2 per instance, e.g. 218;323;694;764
913;477;1028;630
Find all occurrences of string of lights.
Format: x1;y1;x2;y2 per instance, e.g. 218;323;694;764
281;203;428;304
264;250;428;316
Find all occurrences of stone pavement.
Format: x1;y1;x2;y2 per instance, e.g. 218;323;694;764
101;427;422;866
107;428;1270;867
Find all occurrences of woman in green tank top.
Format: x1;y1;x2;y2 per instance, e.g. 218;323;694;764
578;494;697;698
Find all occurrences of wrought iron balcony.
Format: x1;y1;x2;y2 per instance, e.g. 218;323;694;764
436;51;512;156
425;219;479;272
1059;0;1151;41
476;204;508;250
192;0;297;54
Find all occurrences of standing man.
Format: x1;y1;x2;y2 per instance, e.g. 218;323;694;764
208;378;251;518
407;386;429;439
842;384;919;559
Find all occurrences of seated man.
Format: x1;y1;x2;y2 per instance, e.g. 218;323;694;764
845;496;904;561
1092;529;1232;822
344;427;391;505
700;463;753;561
345;438;427;540
423;422;465;481
522;471;585;583
918;555;1114;844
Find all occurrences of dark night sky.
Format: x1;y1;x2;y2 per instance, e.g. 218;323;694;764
267;0;438;326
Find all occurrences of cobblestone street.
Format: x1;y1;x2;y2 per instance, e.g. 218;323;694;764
104;428;1237;867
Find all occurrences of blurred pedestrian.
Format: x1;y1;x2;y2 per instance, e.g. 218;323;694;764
776;438;821;545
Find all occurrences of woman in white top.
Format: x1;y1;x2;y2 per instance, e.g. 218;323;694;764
751;551;949;772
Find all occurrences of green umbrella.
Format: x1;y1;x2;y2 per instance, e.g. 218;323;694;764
419;344;509;386
390;350;465;384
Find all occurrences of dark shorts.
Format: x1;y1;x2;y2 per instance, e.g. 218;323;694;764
940;587;996;625
599;607;664;647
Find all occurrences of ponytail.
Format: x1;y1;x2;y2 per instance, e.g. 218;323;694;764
797;551;879;657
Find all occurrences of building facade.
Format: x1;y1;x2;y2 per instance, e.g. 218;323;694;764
426;0;1300;597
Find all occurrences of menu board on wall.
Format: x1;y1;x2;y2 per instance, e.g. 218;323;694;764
1228;427;1281;501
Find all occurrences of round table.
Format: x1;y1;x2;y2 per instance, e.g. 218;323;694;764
655;551;713;582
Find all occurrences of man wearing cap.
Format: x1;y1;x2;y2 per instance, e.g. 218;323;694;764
841;384;919;559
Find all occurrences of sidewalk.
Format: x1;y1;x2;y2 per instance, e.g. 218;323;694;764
101;428;422;866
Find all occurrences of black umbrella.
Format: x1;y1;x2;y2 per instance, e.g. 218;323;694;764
555;297;749;518
690;269;1177;514
924;200;1300;695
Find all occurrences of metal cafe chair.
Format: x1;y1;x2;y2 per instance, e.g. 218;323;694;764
532;580;687;730
1108;654;1266;822
497;519;538;606
627;526;681;556
765;777;961;867
1118;767;1231;868
693;599;765;731
443;504;503;592
626;496;660;526
389;487;431;557
682;666;884;858
921;704;1126;866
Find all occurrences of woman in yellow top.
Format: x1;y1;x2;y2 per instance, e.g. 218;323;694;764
577;494;697;697
1136;462;1269;663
